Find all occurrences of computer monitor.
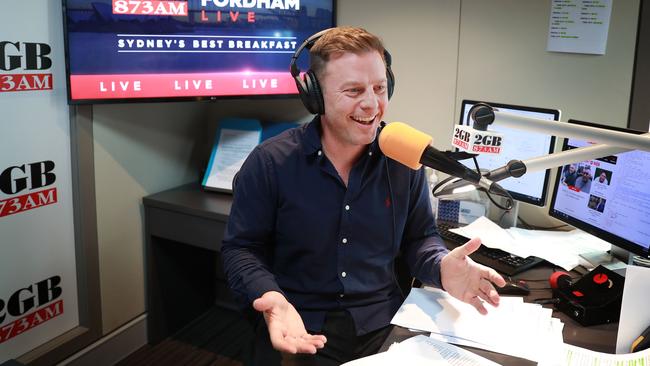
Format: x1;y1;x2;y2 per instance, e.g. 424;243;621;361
548;119;650;260
459;100;560;206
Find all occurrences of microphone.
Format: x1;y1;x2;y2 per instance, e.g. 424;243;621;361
378;122;509;196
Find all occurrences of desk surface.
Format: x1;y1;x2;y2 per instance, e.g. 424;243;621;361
143;184;620;359
143;182;233;221
380;265;619;365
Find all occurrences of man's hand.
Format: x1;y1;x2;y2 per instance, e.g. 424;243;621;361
440;237;507;314
253;291;327;354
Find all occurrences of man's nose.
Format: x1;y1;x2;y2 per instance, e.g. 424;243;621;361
360;90;379;109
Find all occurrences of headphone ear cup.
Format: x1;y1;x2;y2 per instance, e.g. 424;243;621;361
386;66;395;100
296;73;316;115
304;70;325;115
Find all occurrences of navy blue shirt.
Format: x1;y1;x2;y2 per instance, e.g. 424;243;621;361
221;117;448;335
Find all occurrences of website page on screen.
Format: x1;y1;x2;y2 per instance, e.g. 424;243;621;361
553;138;650;251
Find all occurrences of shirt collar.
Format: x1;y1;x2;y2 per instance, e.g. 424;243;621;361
302;115;323;156
301;116;384;157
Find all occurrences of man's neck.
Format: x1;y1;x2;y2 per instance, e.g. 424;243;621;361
320;132;366;187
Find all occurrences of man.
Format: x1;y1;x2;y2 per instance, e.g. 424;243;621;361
597;171;609;185
562;164;578;186
575;167;592;193
596;197;606;212
221;26;505;366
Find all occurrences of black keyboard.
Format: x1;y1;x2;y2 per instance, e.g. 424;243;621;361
437;221;544;276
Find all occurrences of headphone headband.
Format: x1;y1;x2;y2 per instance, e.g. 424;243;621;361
290;28;333;78
289;28;396;115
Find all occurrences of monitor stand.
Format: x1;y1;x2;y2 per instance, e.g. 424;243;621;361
486;196;519;229
580;250;623;265
580;245;629;276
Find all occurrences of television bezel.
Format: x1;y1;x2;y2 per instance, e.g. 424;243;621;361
61;0;337;105
459;99;560;207
548;119;650;259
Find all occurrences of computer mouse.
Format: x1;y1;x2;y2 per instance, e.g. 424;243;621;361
497;279;530;296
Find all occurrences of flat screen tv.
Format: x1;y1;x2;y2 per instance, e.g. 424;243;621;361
62;0;336;104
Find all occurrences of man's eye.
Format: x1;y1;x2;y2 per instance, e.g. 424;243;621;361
375;85;386;93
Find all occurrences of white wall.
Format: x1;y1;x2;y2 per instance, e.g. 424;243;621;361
91;0;640;334
456;0;638;129
454;0;639;226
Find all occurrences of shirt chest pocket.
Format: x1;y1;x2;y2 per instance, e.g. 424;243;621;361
344;190;398;259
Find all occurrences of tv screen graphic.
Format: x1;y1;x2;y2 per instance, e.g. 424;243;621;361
62;0;335;103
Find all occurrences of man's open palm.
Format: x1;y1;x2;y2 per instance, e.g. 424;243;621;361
253;291;327;354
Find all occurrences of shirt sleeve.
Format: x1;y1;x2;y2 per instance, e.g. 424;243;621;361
221;146;284;310
401;168;449;288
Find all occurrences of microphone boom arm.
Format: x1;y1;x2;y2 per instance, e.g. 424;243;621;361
434;105;650;198
494;110;650;151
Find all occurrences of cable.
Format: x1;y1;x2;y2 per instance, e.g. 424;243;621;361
532;298;560;305
483;188;513;211
469;155;515;211
495;208;510;227
430;150;513;211
516;278;553;282
471;155;481;173
432;175;459;197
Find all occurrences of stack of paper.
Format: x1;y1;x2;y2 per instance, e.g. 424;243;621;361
551;343;650;366
450;216;612;271
342;335;501;366
390;287;564;363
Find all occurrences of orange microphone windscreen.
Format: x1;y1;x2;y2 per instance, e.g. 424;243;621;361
378;122;433;170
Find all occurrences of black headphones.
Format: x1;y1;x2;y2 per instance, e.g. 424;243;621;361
289;28;396;115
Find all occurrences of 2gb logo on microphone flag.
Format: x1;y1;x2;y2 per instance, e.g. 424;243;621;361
452;125;503;155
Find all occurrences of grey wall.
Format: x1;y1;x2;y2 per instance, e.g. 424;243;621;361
93;102;207;332
90;0;640;335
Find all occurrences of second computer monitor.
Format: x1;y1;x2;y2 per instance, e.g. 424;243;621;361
459;100;560;206
548;120;650;260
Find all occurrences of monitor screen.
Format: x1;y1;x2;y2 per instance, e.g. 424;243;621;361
459;100;560;206
62;0;335;104
548;119;650;259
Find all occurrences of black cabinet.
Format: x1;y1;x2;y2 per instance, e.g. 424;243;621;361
143;183;236;344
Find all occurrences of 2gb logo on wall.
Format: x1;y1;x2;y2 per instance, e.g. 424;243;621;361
1;41;53;92
0;276;64;344
0;161;58;218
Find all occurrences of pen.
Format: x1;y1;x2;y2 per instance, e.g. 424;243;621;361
631;325;650;353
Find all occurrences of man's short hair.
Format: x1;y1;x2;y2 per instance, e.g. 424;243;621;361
309;26;386;80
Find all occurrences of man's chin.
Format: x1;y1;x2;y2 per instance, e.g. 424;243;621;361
360;130;378;146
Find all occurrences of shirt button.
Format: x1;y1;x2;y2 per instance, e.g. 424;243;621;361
342;238;348;244
340;294;345;298
317;150;322;156
368;151;373;156
341;272;347;277
345;205;350;211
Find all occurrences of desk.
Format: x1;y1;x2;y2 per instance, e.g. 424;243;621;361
143;183;235;344
143;184;619;360
379;265;619;365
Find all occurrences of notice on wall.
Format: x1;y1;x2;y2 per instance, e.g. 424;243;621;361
547;0;613;55
0;2;79;361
